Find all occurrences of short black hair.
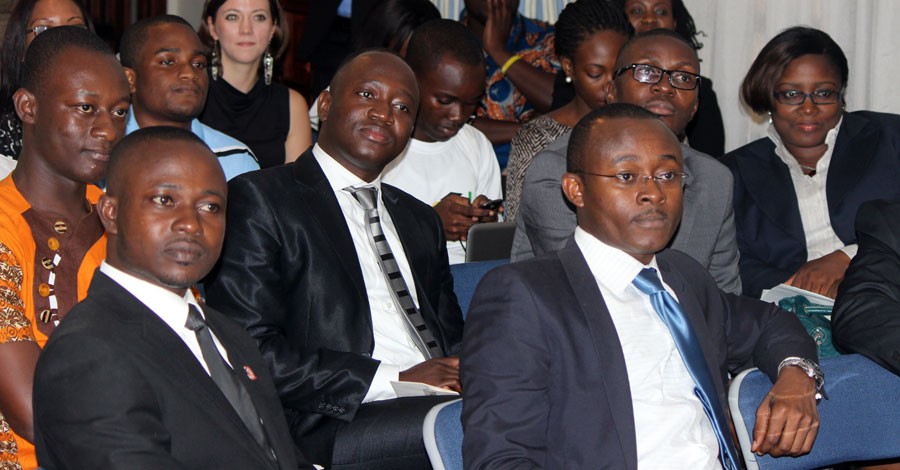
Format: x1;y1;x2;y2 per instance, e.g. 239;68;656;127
567;102;660;173
120;14;198;69
1;0;94;115
741;26;848;115
555;0;633;60
21;26;113;97
405;19;484;76
106;126;211;196
614;28;698;70
352;0;441;52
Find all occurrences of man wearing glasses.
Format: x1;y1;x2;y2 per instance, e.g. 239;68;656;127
462;103;822;469
511;29;741;296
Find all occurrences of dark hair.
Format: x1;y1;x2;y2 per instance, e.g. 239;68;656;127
405;19;483;76
352;0;441;52
567;102;660;172
614;28;697;70
198;0;289;63
741;26;848;115
120;15;197;69
107;126;211;195
21;25;112;97
613;0;702;50
555;0;633;60
0;0;94;131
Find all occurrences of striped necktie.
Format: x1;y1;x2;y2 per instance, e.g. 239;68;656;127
346;185;443;359
632;268;739;470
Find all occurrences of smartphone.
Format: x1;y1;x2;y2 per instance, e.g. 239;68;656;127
479;198;504;210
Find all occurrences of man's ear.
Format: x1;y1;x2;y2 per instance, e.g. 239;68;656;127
13;88;36;125
561;172;585;209
123;67;138;95
97;194;119;235
318;88;332;123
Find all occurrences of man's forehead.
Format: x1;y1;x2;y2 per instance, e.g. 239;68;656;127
620;36;699;68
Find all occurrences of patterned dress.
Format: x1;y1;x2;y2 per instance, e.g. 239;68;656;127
504;115;571;220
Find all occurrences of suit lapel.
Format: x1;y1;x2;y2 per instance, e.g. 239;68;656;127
90;274;276;467
655;257;726;399
827;112;879;211
676;146;700;249
734;142;805;245
557;242;638;469
292;154;367;303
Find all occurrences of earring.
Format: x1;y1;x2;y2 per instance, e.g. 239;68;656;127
768;111;772;124
263;51;273;86
211;40;220;81
565;75;572;84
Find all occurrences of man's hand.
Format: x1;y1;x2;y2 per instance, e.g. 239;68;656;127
785;250;851;299
482;0;516;61
433;194;497;241
399;357;461;392
751;366;819;457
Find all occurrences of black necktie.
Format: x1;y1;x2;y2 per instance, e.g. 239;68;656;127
185;305;276;462
345;185;443;359
632;268;739;470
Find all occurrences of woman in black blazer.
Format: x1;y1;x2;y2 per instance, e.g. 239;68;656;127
723;26;900;298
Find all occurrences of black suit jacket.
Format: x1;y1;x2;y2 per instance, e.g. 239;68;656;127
722;111;900;297
461;241;817;469
33;272;306;470
833;199;900;375
206;150;463;463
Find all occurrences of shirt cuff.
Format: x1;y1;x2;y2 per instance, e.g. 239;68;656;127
839;244;858;259
362;362;402;403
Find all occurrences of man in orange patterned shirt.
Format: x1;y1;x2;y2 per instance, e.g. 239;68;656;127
0;26;130;469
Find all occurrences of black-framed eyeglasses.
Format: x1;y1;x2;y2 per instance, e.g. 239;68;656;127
613;64;701;91
28;23;88;37
574;170;689;187
773;89;841;106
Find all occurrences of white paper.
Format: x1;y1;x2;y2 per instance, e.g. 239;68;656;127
760;283;834;307
390;381;459;397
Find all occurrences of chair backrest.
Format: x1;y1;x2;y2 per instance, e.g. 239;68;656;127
465;220;516;262
423;398;464;470
450;259;508;319
729;354;900;469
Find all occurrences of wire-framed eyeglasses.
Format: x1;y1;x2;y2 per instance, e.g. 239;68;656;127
574;170;689;187
613;63;701;91
773;89;841;106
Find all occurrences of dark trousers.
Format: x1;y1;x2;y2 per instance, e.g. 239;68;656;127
330;395;458;470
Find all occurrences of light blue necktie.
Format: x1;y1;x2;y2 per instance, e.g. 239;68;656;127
632;268;739;470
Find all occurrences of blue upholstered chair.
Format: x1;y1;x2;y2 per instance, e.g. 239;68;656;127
423;398;464;470
729;354;900;469
450;259;508;319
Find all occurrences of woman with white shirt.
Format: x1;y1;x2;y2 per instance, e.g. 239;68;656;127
723;26;900;299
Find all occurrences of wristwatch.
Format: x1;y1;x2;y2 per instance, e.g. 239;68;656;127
778;357;827;402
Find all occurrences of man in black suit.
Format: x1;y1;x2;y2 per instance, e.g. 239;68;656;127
32;127;309;469
206;50;464;470
461;104;823;469
833;199;900;376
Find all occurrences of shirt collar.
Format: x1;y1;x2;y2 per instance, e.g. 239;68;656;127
99;261;202;321
768;115;843;171
573;226;661;294
312;143;384;194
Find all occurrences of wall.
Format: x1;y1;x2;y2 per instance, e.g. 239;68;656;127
167;0;202;28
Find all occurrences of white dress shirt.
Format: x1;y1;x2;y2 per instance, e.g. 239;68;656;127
574;228;720;469
313;145;427;402
769;118;857;261
99;261;231;375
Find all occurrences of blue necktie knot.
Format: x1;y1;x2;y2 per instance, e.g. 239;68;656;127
633;267;665;295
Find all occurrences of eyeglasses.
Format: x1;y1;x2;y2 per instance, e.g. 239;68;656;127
28;23;88;37
575;170;689;187
613;64;701;91
773;89;841;106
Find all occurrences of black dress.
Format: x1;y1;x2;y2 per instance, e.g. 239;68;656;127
200;75;290;169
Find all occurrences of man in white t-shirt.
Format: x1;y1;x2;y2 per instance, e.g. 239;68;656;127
382;19;502;264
